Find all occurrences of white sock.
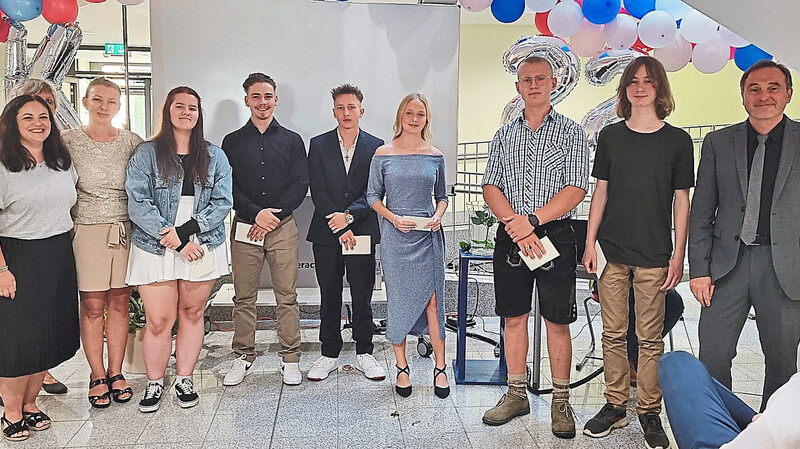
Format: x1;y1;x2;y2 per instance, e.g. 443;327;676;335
176;375;192;384
147;377;164;387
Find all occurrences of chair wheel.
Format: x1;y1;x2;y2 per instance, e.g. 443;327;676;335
417;337;433;357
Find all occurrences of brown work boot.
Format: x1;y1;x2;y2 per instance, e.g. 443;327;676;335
482;393;530;426
629;360;638;387
551;398;576;438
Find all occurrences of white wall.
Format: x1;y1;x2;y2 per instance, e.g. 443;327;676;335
150;0;460;186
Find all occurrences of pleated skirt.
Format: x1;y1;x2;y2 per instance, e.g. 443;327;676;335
0;233;80;377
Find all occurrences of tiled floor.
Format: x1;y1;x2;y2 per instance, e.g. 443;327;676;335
1;282;772;448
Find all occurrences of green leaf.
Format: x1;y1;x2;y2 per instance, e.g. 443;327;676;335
471;217;482;225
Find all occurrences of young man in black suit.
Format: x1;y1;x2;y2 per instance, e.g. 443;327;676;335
306;84;386;381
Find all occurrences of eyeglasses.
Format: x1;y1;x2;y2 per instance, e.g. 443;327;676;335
518;75;552;87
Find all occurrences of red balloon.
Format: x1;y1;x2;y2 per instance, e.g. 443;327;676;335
632;37;652;53
0;18;11;43
43;0;78;24
535;11;552;36
85;0;105;2
729;46;736;60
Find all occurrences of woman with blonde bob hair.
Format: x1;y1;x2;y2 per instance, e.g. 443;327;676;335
367;93;449;399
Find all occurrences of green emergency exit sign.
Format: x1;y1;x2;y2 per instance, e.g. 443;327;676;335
105;43;125;56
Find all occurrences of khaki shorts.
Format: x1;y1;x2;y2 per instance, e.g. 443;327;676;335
72;222;132;292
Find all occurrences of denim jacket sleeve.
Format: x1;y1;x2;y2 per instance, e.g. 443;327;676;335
193;145;233;233
126;144;171;238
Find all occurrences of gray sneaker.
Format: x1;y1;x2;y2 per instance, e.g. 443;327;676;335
482;394;530;426
584;402;628;438
639;412;670;449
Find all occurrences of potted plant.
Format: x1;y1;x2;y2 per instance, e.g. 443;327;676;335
461;201;498;256
124;288;147;374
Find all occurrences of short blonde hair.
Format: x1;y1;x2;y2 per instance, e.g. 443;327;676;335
393;93;433;141
7;79;58;111
84;77;121;98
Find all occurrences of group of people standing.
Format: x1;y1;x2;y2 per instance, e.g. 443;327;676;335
481;54;799;449
1;54;797;448
0;71;450;442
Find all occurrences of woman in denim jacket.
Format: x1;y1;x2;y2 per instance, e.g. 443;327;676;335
125;86;232;413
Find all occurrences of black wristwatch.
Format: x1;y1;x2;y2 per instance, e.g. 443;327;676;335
344;210;354;225
528;214;539;228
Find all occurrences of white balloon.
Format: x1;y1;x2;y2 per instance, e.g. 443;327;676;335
679;9;718;44
569;19;606;57
604;14;638;50
117;0;146;5
655;0;691;20
653;31;692;71
525;0;557;13
548;1;584;38
718;25;749;48
692;34;729;74
638;10;677;49
460;0;493;12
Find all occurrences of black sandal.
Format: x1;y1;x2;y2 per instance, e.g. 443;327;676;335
22;410;51;431
107;372;133;403
434;365;450;399
88;377;112;409
395;365;412;398
1;414;29;442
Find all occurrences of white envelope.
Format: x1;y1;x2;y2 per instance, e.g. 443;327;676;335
401;215;434;231
595;241;608;279
189;244;216;278
342;235;371;255
518;236;560;271
234;222;264;246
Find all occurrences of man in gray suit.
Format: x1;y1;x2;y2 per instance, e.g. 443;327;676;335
689;60;800;411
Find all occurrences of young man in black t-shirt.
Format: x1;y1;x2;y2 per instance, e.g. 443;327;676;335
582;56;694;449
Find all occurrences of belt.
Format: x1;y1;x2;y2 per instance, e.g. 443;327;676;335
107;222;127;247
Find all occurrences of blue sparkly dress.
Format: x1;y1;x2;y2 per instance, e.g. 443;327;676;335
367;154;448;345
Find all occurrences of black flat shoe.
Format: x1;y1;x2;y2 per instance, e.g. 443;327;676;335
88;377;112;409
107;372;133;403
41;380;68;395
395;364;412;398
434;365;450;399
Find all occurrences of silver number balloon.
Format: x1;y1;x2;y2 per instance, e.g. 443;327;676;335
3;22;83;130
501;35;580;109
585;48;647;87
581;96;622;161
3;26;30;97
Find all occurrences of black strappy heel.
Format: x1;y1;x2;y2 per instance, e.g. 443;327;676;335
1;414;29;442
107;372;133;403
88;377;112;409
22;410;51;431
434;365;450;399
395;364;412;398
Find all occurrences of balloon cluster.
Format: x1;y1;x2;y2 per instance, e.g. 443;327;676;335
462;0;774;74
0;0;145;43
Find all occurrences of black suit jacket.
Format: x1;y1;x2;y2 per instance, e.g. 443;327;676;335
306;128;383;247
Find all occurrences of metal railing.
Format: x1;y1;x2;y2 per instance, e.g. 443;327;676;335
451;122;735;227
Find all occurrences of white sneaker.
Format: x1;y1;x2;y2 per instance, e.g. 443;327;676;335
223;354;253;386
307;356;338;381
355;353;387;381
281;360;302;385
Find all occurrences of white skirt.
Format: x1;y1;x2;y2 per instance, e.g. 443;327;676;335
125;196;230;285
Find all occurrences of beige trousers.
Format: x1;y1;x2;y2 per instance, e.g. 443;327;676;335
598;262;668;414
230;215;300;363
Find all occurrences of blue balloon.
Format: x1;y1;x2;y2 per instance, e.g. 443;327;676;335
583;0;622;25
491;0;525;24
622;0;655;19
734;45;773;72
0;0;42;22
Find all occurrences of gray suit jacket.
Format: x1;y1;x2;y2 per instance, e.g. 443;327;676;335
689;117;800;300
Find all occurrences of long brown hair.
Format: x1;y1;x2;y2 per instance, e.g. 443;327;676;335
0;95;71;172
615;56;675;120
153;86;209;183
